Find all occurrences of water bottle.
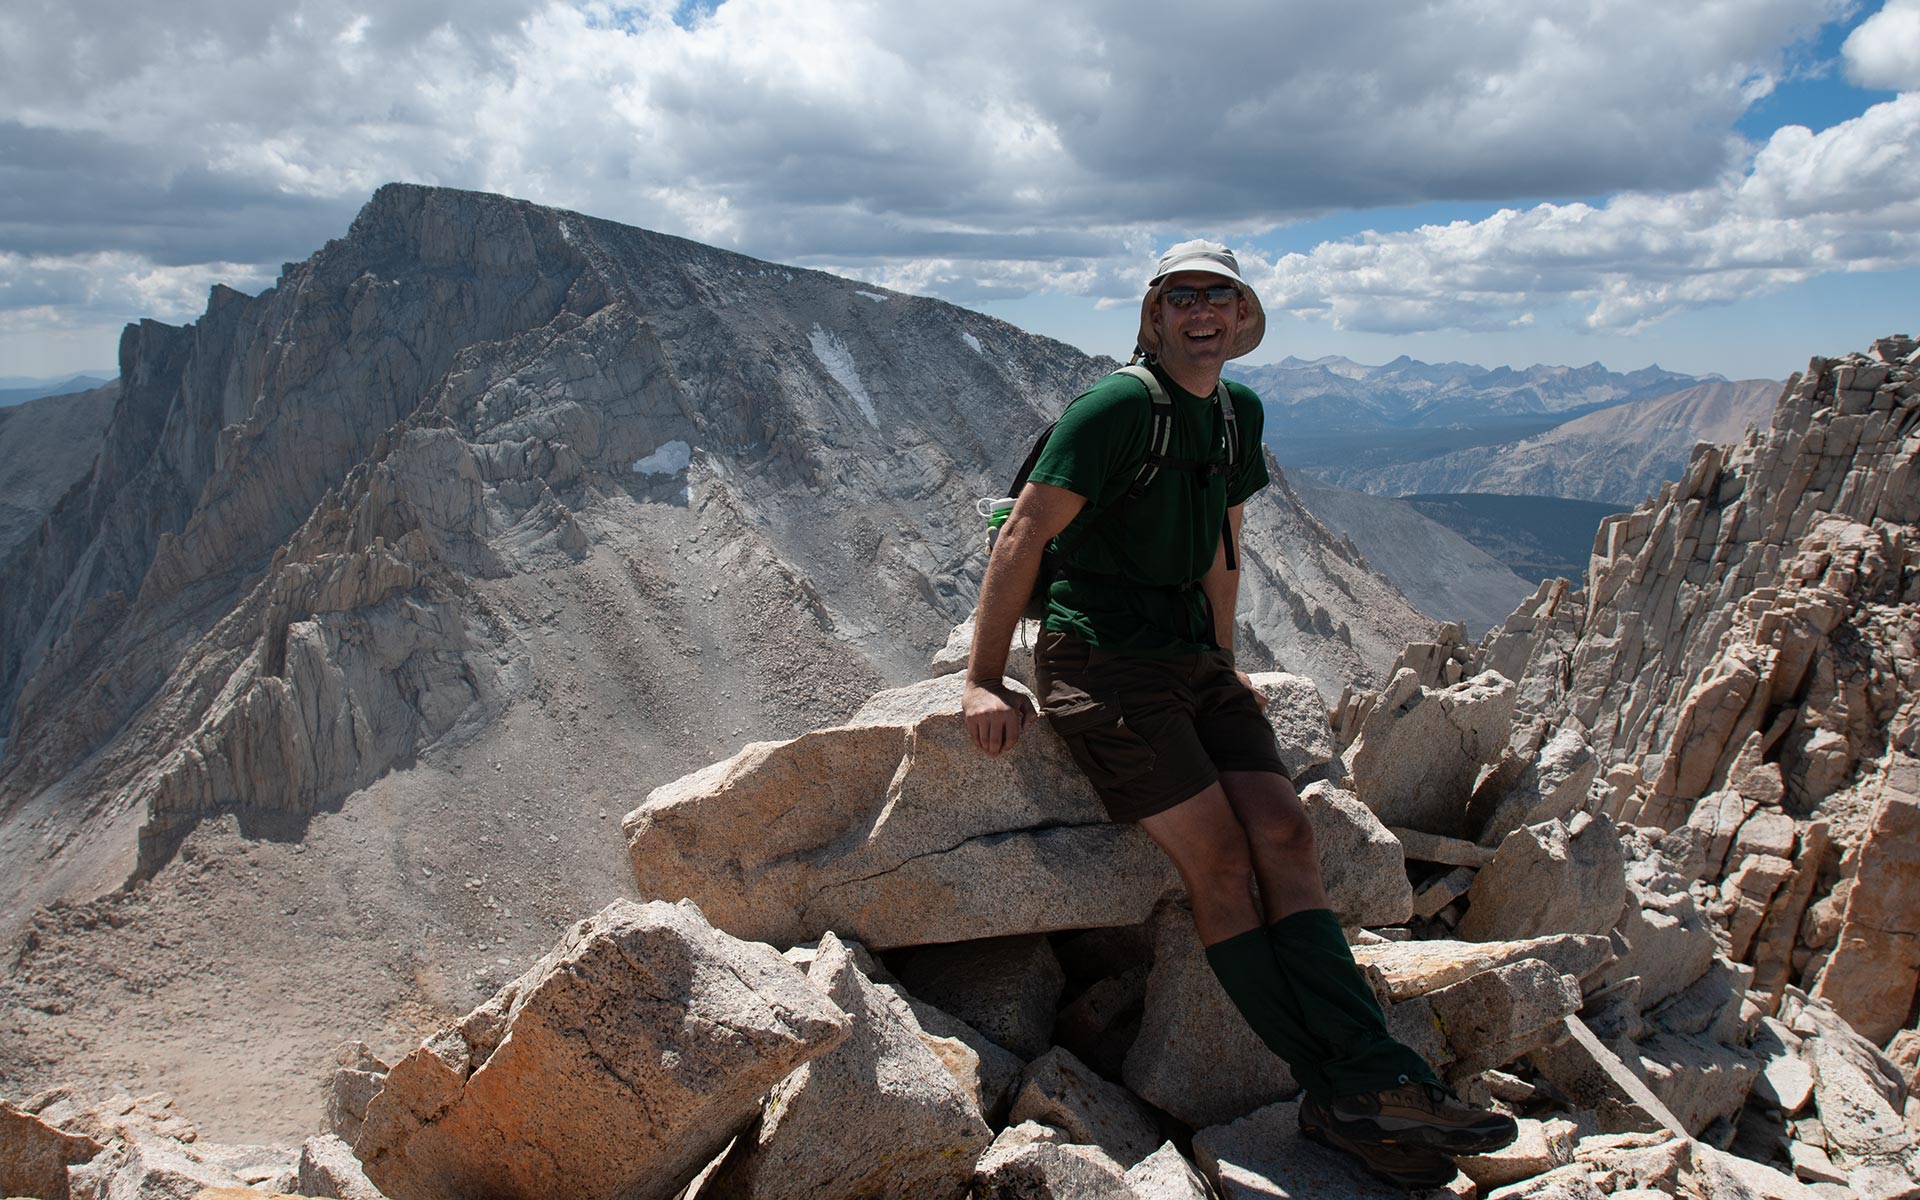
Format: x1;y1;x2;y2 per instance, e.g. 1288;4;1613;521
977;496;1015;556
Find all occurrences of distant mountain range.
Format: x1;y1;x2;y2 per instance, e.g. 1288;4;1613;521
1229;353;1707;448
1231;356;1785;589
1228;353;1730;490
0;373;116;407
1311;377;1783;506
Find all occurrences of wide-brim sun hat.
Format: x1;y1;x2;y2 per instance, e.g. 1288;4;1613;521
1136;238;1266;360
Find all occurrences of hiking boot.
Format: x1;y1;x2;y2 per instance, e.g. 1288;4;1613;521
1323;1079;1519;1155
1299;1096;1460;1191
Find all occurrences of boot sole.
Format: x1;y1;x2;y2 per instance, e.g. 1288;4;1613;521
1324;1113;1518;1157
1300;1122;1461;1191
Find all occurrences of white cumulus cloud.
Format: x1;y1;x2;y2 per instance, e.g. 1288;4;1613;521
1843;0;1920;90
0;0;1898;358
1246;92;1920;335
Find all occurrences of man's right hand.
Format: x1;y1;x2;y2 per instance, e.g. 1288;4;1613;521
961;482;1083;759
964;680;1037;756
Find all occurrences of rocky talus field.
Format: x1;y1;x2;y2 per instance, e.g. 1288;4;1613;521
0;185;1915;1197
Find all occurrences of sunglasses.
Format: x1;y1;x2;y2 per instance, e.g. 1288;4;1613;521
1162;284;1240;309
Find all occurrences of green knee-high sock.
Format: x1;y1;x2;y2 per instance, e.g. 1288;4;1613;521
1204;924;1333;1099
1266;908;1438;1099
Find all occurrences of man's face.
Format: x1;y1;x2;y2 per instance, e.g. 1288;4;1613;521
1153;269;1247;375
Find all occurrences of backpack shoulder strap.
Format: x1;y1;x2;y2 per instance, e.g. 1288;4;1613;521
1005;420;1057;496
1116;364;1175;501
1216;380;1238;468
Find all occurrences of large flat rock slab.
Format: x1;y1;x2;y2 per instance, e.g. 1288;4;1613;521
626;693;1405;949
1352;934;1614;1002
624;709;1176;949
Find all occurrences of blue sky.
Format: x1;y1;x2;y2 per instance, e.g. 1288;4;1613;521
2;0;1916;382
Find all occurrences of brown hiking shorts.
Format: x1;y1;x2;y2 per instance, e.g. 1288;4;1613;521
1033;628;1288;823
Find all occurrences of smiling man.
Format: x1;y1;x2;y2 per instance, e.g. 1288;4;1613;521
963;240;1516;1189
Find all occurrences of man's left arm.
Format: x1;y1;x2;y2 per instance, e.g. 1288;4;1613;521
1200;503;1264;706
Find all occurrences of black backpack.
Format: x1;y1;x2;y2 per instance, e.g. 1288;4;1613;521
994;364;1240;620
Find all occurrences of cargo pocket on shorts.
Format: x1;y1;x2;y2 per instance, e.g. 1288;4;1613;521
1048;699;1156;791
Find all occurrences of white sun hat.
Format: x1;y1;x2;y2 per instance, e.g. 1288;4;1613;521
1135;238;1266;360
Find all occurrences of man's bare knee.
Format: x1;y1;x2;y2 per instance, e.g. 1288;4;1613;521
1153;815;1252;896
1222;773;1315;851
1184;841;1256;904
1138;786;1264;930
1252;805;1316;859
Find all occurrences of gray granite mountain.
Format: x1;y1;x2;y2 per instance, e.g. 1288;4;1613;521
0;183;1432;929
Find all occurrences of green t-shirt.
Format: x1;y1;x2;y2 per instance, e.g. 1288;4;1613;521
1027;365;1270;657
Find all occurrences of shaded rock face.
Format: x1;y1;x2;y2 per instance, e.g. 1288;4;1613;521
0;183;1434;931
0;379;119;582
1121;901;1298;1128
894;935;1067;1062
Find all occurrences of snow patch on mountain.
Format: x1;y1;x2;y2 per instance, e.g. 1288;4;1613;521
809;326;881;427
631;440;692;476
